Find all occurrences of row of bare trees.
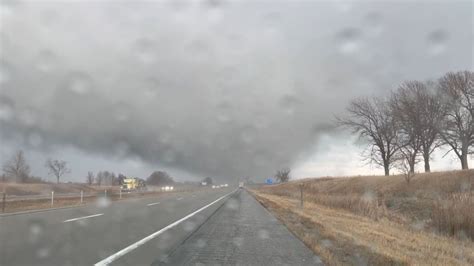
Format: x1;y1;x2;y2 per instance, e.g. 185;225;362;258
2;150;71;183
338;70;474;176
86;171;126;186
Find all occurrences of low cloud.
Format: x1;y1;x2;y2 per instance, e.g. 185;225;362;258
0;0;471;180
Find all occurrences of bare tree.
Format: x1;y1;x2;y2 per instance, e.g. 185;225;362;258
391;81;444;173
395;157;415;184
275;168;291;183
2;150;30;183
338;97;401;176
96;171;104;186
86;172;94;185
438;71;474;170
45;159;71;184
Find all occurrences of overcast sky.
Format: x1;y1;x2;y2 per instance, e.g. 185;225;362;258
0;0;472;183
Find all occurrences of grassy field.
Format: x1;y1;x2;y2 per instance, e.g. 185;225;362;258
252;170;474;265
0;182;203;213
0;182;110;196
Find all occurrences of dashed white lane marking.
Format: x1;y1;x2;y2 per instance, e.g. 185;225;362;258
63;213;104;223
177;197;183;200
94;189;237;266
147;202;160;206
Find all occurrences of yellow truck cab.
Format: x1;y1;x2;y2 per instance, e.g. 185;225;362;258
121;177;146;192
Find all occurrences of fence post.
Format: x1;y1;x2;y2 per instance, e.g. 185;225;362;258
51;191;54;207
1;192;5;213
119;189;122;199
299;184;304;208
80;190;83;204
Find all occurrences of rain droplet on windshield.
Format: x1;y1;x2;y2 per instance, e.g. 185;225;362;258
133;38;157;64
66;72;92;95
427;29;448;56
0;99;14;121
28;132;43;147
0;60;12;85
35;50;57;73
364;11;383;36
335;27;362;55
279;94;300;115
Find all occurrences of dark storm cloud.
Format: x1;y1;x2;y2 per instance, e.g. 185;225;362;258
0;0;472;180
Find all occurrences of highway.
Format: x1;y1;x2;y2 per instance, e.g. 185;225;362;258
0;188;321;265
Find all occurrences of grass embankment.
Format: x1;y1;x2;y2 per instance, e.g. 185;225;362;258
252;170;474;265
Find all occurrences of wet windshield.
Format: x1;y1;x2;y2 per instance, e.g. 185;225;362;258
1;0;473;265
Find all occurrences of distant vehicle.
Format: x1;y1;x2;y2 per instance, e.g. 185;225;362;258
121;177;146;192
224;184;228;187
239;182;244;188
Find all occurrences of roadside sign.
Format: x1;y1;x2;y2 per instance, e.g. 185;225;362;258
265;178;273;184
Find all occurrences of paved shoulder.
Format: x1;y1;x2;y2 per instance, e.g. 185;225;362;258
156;189;323;266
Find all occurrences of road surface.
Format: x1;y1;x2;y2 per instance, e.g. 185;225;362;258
0;187;321;265
156;189;322;265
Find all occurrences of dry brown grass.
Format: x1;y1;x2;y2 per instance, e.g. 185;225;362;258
253;191;474;266
432;192;474;240
0;182;101;195
257;170;474;239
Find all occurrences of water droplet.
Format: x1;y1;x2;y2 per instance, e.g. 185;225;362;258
204;0;223;8
163;149;177;163
279;94;300;115
28;133;43;147
133;38;156;64
0;0;18;18
195;238;207;248
332;0;353;13
96;197;111;208
115;142;130;157
240;126;257;144
362;190;375;203
66;72;92;95
142;78;159;98
226;198;239;210
257;229;269;239
232;237;243;247
19;108;37;126
335;27;362;54
0;61;12;85
321;239;332;247
114;104;131;122
427;29;448;55
35;50;57;73
36;247;50;258
28;220;44;243
217;113;230;123
0;100;14;121
183;221;196;232
364;11;383;36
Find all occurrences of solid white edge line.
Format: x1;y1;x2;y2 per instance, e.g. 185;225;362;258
94;189;237;266
147;202;160;206
63;213;104;223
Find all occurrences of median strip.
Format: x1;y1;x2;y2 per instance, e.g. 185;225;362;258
63;213;104;223
94;189;236;266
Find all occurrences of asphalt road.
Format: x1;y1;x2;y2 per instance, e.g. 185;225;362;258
0;188;321;266
156;190;322;266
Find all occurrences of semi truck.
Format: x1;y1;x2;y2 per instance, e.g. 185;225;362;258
121;177;147;192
